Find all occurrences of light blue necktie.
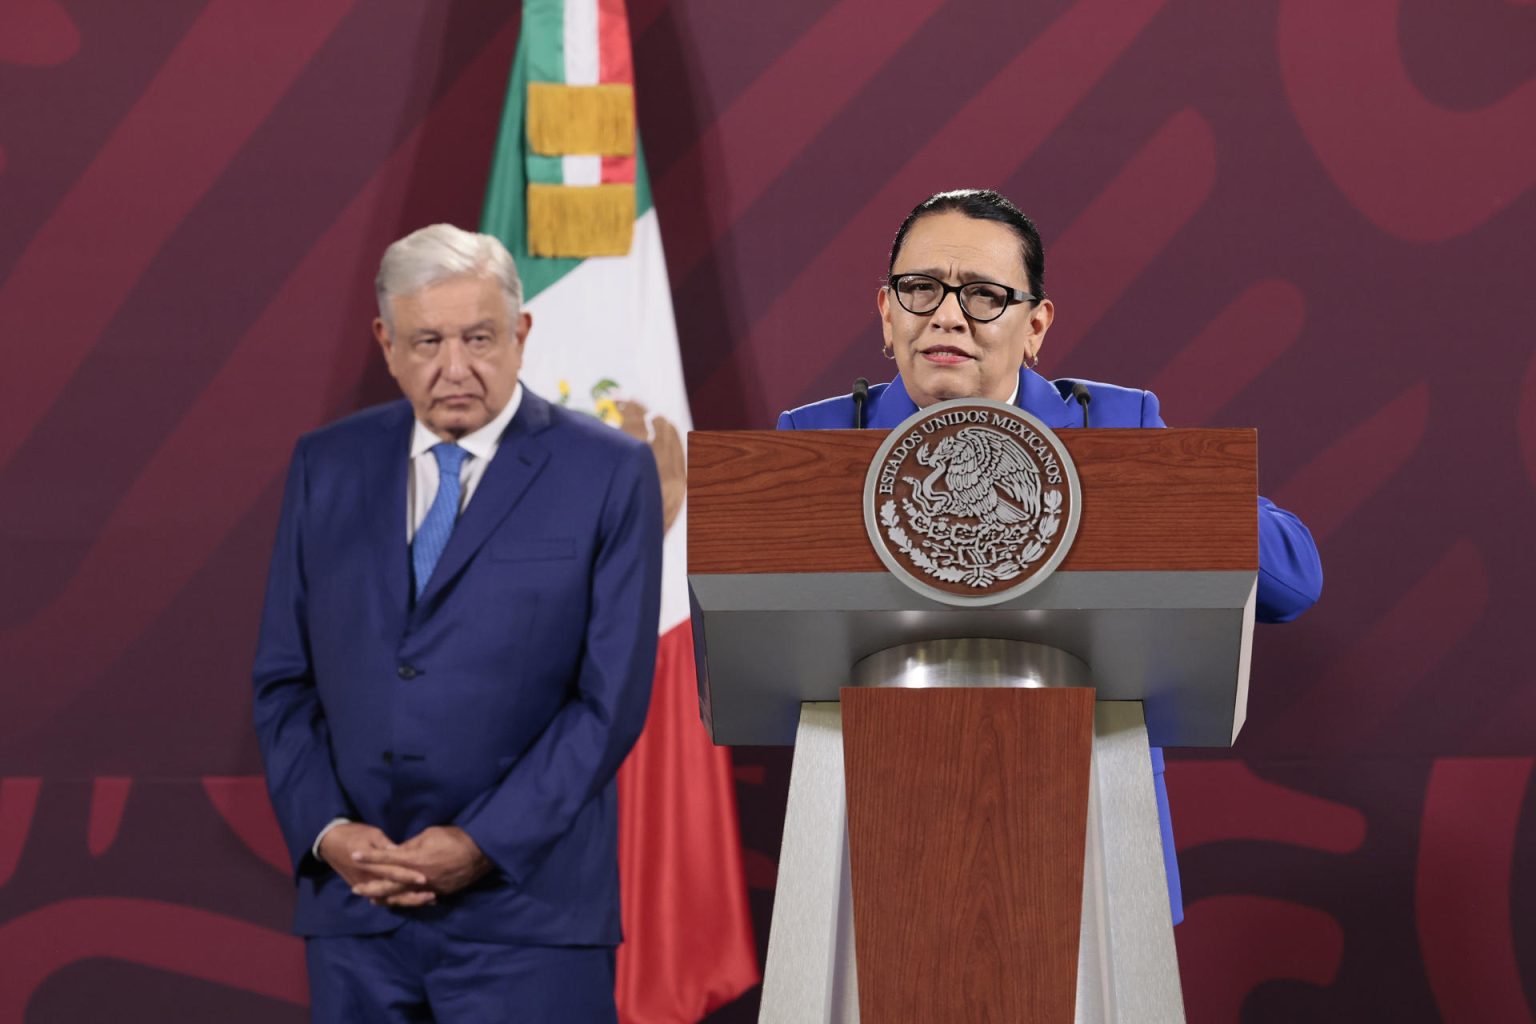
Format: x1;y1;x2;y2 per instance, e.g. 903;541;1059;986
412;443;468;598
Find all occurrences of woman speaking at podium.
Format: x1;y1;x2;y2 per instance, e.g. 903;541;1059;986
776;188;1322;924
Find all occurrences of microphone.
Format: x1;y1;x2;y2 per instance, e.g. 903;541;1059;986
1070;381;1091;428
852;377;870;429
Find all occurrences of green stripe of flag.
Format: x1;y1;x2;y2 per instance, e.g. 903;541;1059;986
523;0;565;84
481;1;655;304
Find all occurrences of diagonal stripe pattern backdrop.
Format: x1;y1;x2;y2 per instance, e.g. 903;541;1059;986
1;2;1534;1021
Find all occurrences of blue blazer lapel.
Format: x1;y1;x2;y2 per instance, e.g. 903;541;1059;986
867;374;920;428
365;403;414;616
1016;367;1078;429
416;388;554;607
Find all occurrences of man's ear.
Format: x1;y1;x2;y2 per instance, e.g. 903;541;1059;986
514;310;532;351
373;317;393;363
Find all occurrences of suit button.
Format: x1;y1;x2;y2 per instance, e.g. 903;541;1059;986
382;751;394;764
397;664;418;680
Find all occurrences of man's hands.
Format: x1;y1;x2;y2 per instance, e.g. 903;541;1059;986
319;823;428;903
321;824;492;908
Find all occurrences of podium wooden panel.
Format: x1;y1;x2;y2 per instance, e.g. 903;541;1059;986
842;687;1095;1023
689;428;1256;574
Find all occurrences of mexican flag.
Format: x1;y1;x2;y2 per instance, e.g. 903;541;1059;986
481;1;759;1020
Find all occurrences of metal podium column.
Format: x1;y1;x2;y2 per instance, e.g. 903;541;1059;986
760;703;859;1023
1077;700;1187;1023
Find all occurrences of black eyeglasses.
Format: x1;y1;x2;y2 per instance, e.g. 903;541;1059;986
887;273;1037;323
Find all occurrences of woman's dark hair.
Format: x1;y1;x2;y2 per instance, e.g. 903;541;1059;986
888;189;1046;301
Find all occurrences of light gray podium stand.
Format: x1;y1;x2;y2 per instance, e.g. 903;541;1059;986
687;428;1259;1024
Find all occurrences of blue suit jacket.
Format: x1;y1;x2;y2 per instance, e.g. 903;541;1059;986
253;388;663;944
778;368;1323;923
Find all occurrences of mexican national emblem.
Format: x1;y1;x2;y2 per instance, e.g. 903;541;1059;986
863;398;1081;606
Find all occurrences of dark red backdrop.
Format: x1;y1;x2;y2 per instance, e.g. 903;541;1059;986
2;1;1533;1021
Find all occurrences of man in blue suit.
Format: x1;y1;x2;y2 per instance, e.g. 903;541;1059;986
253;224;662;1022
778;189;1322;926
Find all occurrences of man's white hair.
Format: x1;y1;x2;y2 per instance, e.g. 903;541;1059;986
375;223;523;331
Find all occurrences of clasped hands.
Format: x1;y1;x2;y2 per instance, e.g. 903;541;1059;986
320;823;492;908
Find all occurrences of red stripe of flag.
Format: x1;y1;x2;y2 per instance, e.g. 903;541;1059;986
598;0;636;185
597;0;632;83
616;623;760;1021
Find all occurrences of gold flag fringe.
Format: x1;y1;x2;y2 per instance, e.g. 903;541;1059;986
527;183;636;257
527;82;635;156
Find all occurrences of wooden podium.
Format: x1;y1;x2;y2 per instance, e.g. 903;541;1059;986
687;428;1258;1024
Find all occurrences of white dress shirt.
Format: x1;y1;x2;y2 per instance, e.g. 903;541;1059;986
406;383;523;540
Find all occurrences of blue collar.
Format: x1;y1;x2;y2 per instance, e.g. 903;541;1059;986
868;367;1078;429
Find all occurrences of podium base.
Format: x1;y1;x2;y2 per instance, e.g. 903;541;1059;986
760;639;1185;1024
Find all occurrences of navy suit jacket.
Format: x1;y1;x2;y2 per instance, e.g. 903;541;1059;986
253;388;662;945
778;368;1323;923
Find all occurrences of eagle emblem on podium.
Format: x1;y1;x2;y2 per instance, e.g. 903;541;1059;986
864;400;1081;606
